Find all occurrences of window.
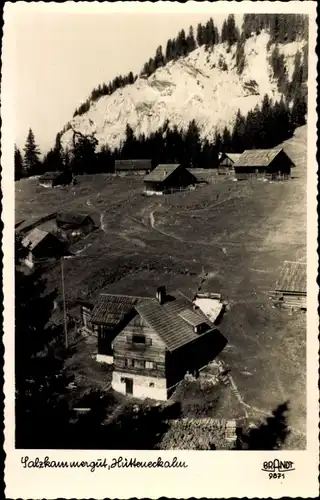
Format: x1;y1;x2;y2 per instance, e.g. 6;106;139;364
132;359;144;369
133;315;143;327
132;334;146;344
145;361;154;369
149;382;155;388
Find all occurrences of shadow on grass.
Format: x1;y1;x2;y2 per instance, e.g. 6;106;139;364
237;402;291;450
66;397;182;450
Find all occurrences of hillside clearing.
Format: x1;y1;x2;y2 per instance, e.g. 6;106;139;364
15;126;307;448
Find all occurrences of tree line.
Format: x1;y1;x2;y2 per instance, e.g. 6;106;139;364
16;88;305;181
15;12;308;181
242;13;308;44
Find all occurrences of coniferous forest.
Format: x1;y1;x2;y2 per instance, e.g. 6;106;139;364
15;13;308;181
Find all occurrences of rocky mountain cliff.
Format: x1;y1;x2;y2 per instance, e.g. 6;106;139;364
60;30;306;152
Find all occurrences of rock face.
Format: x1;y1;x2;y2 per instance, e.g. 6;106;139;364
61;32;306;152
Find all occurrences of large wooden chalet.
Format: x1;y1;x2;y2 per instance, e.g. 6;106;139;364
115;159;152;176
82;286;227;401
233;148;294;180
143;164;197;195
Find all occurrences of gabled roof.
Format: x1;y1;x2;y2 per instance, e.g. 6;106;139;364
233;148;286;168
91;289;214;351
115;159;152;171
224;153;242;163
275;261;306;293
144;164;181;183
56;212;93;226
39;171;64;180
135;291;213;351
22;228;49;250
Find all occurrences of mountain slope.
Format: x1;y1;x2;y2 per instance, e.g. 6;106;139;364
61;31;306;152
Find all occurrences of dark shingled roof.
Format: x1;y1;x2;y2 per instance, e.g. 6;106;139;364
90;294;151;325
144;164;181;183
90;289;214;351
135;291;213;351
275;261;307;293
115;159;152;171
56;212;94;226
39;171;64;180
233;148;284;168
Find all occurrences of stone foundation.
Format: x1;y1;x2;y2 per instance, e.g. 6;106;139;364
112;370;167;400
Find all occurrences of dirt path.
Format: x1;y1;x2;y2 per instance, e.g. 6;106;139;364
100;213;107;233
228;374;306;439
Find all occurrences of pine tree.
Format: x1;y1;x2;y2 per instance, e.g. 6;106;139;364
176;29;188;57
222;127;232;151
165;39;173;62
289;51;304;102
270;45;289;95
196;23;203;46
185;120;201;167
221;19;228;44
186;26;196;53
155;46;165;68
128;71;134;84
231;109;246;151
235;41;246;74
43;132;65;173
291;90;307;128
222;15;239;46
14;145;24;180
23;128;41;176
70;132;98;175
242;14;256;40
227;14;240;46
260;94;273;146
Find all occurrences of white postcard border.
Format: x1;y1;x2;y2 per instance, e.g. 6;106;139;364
2;2;319;498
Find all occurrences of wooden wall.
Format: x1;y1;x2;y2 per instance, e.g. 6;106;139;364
113;313;166;378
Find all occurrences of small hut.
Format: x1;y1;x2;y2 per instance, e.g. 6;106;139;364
233;149;294;181
56;212;95;238
38;171;73;188
115;159;152;176
143;164;197;195
218;153;242;176
272;261;306;310
22;228;67;268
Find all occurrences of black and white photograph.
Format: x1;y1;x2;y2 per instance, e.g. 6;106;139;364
3;2;318;498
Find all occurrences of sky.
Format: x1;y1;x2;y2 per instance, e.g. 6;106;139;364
4;3;246;154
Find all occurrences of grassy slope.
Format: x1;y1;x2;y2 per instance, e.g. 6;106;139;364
15;125;307;448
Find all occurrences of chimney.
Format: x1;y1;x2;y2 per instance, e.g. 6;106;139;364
156;286;166;305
